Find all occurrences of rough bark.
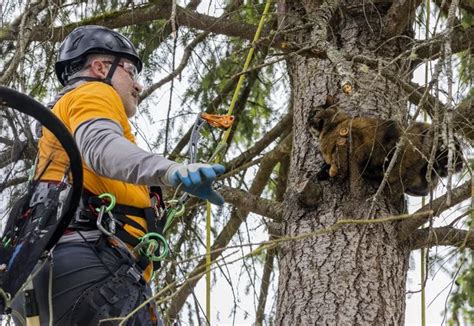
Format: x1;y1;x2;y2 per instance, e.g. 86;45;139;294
275;1;413;324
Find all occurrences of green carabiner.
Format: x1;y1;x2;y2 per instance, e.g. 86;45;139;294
138;232;169;261
163;202;186;235
95;193;116;213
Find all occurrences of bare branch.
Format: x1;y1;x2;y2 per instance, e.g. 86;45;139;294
0;175;28;190
220;186;283;221
413;24;474;61
409;226;474;250
434;0;474;15
351;55;443;117
0;3;262;44
255;235;276;326
140;31;209;101
0;136;14;146
399;180;472;239
185;0;202;11
227;113;292;171
168;46;270;161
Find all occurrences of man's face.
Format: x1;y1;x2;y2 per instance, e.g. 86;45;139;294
109;59;142;118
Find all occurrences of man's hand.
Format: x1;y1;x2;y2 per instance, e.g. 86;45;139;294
165;163;225;205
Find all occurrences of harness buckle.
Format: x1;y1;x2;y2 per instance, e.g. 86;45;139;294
126;265;143;283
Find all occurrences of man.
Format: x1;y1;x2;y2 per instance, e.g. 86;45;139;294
13;25;224;325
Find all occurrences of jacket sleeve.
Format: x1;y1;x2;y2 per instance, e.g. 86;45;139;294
74;118;176;186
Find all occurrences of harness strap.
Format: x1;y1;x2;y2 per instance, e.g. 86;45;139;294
70;189;167;271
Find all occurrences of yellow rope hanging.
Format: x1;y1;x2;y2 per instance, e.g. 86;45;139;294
205;0;274;323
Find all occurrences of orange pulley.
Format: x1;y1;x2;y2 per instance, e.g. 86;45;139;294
201;113;235;130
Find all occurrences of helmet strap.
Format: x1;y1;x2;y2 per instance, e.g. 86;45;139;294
65;56;121;87
104;56;121;85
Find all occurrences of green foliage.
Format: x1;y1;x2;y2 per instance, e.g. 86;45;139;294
448;254;474;326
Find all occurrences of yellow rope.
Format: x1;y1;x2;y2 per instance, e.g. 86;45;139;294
205;0;274;323
205;201;212;321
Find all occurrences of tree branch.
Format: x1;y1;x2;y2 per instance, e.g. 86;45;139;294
255;235;276;326
351;55;443;118
409;226;474;250
399;180;472;239
308;0;354;93
434;0;474;15
139;0;245;103
413;24;474;61
140;31;209;102
0;2;261;44
168;44;271;162
220;186;283;221
0;136;14;146
0;175;28;190
227;113;292;172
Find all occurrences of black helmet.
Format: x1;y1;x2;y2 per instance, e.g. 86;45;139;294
55;25;142;86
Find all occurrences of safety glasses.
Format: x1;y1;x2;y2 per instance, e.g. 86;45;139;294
102;60;139;81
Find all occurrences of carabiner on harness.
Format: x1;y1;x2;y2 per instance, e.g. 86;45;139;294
134;232;169;261
163;199;186;235
95;193;117;237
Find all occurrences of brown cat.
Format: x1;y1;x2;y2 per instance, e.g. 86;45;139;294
309;107;463;196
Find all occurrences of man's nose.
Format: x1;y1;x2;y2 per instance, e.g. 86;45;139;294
134;81;143;93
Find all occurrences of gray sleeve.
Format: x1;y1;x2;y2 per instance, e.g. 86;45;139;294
74;118;176;186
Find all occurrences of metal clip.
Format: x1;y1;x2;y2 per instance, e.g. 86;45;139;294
96;205;112;237
126;265;143;283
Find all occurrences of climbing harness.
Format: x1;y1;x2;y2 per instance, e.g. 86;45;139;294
71;189;169;272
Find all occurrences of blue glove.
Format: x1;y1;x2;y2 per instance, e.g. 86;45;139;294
166;163;225;205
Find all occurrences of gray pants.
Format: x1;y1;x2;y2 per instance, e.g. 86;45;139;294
12;237;161;325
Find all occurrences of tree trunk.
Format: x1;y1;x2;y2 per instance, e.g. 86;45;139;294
276;2;415;324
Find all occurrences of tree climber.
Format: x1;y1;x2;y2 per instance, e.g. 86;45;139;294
12;25;224;325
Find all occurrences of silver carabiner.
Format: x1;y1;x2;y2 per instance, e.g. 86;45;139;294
96;205;113;237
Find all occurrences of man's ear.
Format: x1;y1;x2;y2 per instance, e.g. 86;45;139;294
89;60;108;78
